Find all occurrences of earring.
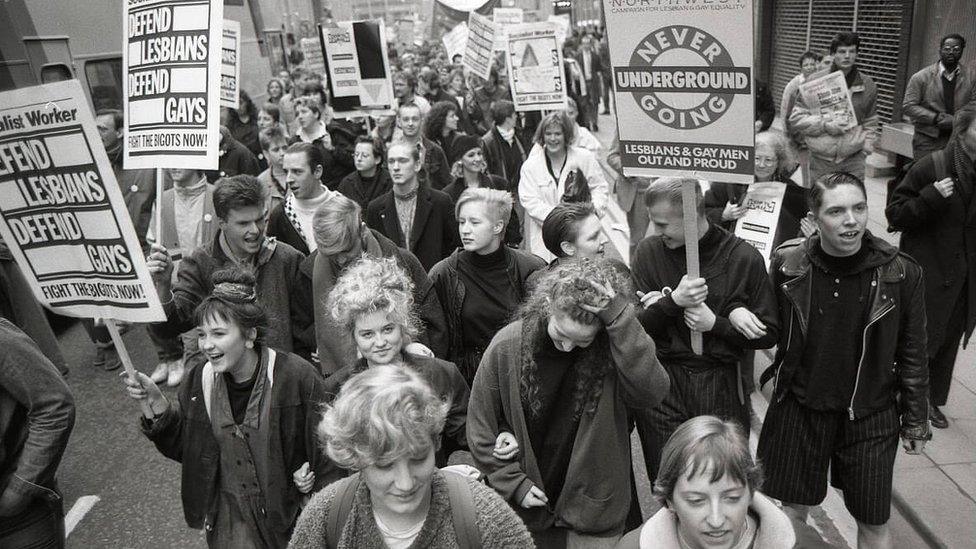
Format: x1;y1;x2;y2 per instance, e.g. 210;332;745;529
245;340;254;349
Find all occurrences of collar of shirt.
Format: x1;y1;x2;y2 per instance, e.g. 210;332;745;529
939;61;959;82
174;176;208;199
299;121;328;143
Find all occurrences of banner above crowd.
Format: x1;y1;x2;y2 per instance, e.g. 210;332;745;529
464;12;497;80
603;0;755;183
123;0;223;170
0;81;166;323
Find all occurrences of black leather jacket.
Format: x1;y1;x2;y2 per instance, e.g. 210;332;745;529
762;234;931;441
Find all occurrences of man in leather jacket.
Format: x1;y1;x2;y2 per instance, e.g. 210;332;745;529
757;172;931;549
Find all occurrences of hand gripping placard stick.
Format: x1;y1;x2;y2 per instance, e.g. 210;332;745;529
682;180;703;355
105;319;154;419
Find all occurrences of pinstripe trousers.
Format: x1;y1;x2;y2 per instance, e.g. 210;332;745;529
757;393;900;525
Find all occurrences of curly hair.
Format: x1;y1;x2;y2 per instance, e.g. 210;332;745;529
424;100;459;141
318;364;449;470
326;256;419;342
515;257;634;419
755;131;797;181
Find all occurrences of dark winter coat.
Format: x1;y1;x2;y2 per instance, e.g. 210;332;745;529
365;184;460;271
886;141;976;352
763;233;931;440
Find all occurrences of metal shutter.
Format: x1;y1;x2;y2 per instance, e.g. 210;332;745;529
769;0;810;108
768;0;911;124
854;0;911;123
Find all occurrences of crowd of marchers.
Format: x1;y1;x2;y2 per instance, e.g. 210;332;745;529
2;25;976;549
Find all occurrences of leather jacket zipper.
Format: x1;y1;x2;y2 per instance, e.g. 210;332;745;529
774;311;794;393
848;299;895;420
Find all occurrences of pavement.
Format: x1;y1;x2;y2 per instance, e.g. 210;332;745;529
588;109;976;548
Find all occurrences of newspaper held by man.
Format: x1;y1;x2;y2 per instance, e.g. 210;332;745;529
798;70;858;131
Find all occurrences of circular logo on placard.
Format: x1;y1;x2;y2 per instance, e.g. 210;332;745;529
617;25;750;130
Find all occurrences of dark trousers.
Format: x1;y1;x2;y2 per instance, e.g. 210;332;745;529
601;73;612;111
0;498;65;549
930;289;967;405
635;361;749;480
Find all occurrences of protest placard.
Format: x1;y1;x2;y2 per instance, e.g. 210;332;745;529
492;7;523;50
396;19;416;50
264;29;289;75
464;12;496;81
123;0;223;170
442;22;469;61
301;36;326;76
798;70;858;131
220;19;241;109
603;0;755;183
0;80;166;324
322;20;396;118
505;22;566;112
733;181;787;269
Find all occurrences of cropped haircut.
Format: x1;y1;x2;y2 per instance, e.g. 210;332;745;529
533;111;577;147
259;102;282;123
258;126;288;150
294;95;322;116
653;415;764;505
388;139;422;163
394;70;417;90
808;172;867;214
326;256;419;341
397;102;424;121
830;31;859;53
95;108;124;132
542;202;597;258
643;177;705;217
285;141;326;174
456;187;513;228
355;134;385;160
941;33;966;49
213;175;268;219
489;100;516;126
312;194;362;255
194;267;269;343
798;50;820;67
318;365;449;470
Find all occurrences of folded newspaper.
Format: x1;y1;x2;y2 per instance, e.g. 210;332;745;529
798;70;858;130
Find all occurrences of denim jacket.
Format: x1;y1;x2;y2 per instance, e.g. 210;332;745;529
0;319;75;513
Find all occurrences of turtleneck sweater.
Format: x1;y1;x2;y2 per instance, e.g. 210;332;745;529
457;244;516;352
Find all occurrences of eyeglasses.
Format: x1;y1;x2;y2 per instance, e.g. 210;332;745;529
942;46;963;53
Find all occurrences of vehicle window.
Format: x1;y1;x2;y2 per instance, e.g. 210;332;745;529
85;58;124;111
41;64;72;83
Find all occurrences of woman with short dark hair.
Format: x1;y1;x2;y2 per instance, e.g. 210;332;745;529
123;268;335;548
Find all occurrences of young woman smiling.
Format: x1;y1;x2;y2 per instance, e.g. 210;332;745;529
324;256;470;466
123;269;335;548
289;365;533;548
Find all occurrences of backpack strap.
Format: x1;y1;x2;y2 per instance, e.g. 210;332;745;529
443;472;483;549
325;475;359;549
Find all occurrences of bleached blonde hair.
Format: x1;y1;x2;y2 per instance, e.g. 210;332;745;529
318;364;449;469
326;255;419;341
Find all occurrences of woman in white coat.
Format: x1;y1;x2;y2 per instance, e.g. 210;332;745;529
519;111;608;262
